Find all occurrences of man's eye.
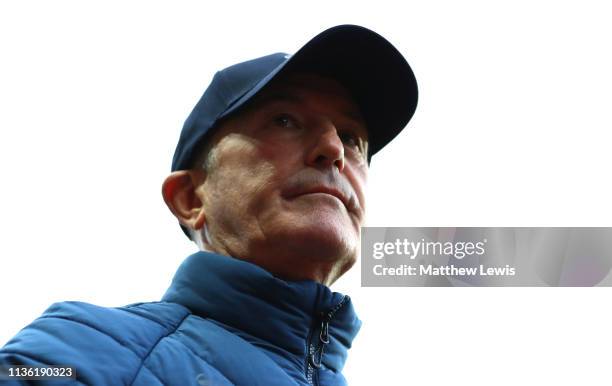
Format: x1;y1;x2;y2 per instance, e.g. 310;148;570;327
273;114;299;129
339;132;362;152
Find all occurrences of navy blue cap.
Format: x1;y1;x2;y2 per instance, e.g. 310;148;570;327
171;24;418;172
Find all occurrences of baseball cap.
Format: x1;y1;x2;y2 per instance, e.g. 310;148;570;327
171;24;418;172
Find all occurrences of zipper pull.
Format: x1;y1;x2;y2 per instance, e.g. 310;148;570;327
309;296;349;370
319;316;330;345
309;313;330;368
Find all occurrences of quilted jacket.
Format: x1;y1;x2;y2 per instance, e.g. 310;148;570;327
0;251;361;385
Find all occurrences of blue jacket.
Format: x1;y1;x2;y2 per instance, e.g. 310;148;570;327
0;252;361;385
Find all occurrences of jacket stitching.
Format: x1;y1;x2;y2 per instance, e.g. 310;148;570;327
37;315;134;354
169;327;303;386
140;362;169;386
126;311;191;386
121;302;190;329
166;333;237;386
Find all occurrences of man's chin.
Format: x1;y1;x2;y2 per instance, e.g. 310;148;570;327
271;218;358;262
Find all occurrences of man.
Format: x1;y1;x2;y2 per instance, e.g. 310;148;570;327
0;25;417;385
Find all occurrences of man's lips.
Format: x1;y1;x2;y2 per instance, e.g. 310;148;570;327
299;187;348;206
284;186;353;212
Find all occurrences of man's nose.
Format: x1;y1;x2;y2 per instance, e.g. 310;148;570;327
305;123;345;172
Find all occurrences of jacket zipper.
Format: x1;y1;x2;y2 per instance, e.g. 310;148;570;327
305;295;349;386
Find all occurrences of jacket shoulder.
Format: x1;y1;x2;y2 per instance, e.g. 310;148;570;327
0;300;191;385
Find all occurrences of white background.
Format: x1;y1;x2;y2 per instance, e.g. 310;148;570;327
1;1;611;385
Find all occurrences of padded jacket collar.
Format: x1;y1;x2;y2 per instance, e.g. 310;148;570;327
161;251;361;372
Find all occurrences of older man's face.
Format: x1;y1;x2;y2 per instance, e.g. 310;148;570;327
198;73;368;285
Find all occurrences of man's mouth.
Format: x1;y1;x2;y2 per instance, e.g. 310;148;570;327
284;185;355;213
298;187;348;207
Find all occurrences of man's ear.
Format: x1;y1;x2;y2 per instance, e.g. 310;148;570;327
162;170;207;231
